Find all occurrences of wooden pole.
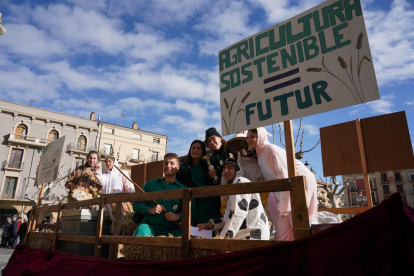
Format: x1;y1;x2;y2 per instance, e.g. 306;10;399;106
26;182;47;244
283;121;297;178
110;202;123;259
181;189;191;259
52;203;63;250
94;197;105;257
355;119;373;208
290;176;311;239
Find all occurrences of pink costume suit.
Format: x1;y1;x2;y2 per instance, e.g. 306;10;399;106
255;127;317;241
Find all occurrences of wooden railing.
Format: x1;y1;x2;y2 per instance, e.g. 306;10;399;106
25;176;310;259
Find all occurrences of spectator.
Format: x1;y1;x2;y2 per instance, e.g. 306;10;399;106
1;217;12;247
17;218;28;243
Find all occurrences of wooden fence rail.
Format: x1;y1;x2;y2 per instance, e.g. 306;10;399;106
26;176;309;259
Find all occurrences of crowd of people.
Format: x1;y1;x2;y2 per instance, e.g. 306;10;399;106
60;126;317;241
1;215;28;248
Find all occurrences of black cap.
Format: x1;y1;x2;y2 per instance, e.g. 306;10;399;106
223;157;240;171
205;127;221;141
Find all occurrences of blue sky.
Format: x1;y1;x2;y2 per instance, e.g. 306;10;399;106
0;0;413;179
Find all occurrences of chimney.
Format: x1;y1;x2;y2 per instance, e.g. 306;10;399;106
90;112;95;121
132;122;138;129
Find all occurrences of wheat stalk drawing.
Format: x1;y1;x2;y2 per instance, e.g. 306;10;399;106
222;91;251;135
306;33;372;104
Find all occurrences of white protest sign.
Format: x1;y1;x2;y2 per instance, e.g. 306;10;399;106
36;136;66;184
219;0;380;135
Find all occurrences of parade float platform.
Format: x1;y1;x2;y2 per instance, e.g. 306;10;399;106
4;193;414;276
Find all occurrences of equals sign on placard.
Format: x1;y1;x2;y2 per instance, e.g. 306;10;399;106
263;68;301;93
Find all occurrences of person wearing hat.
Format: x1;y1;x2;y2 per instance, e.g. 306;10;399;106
197;157;270;240
223;132;270;217
204;127;230;185
177;140;221;225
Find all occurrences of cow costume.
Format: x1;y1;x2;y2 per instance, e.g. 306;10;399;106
209;157;270;240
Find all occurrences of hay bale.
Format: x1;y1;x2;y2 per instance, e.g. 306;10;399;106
26;237;52;250
121;236;229;260
112;212;137;236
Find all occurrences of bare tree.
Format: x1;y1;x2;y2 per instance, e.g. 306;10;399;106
317;175;357;208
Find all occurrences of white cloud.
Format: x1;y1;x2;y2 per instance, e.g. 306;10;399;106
195;1;261;56
249;0;324;24
364;0;414;85
350;93;396;115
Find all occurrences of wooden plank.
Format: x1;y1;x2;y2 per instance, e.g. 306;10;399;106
191;180;292;198
37;205;60;212
63;198;101;209
29;232;54;240
361;111;414;172
105;204;115;222
190;239;283;251
284;120;297;178
355;119;373;208
181;189;191;259
101;236;182;247
109;203;123;259
52;203;63;250
103;189;184;204
58;234;96;244
94;198;105;257
25;209;37;244
318;207;369;214
320;121;363;176
126;202;134;212
290;176;311;240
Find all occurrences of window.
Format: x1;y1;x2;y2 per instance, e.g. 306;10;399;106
410;173;414;182
132;149;140;160
9;149;23;169
153;137;160;143
382;185;390;195
15;124;28;139
394;172;403;182
411;183;414;194
151;152;158;162
104;144;112;155
105;128;114;134
371;192;377;204
369;179;375;190
76;135;87;151
3;177;17;197
47;130;59;142
396;184;404;194
133;133;141;139
74;157;84;169
381;173;388;182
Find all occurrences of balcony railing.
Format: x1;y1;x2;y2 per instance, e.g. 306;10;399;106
395;176;403;182
381;178;389;183
8;133;52;147
2;160;25;170
67;143;95;154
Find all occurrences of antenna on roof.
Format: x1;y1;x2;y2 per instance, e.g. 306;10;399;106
60;103;65;113
29;99;35;106
82;99;89;118
120;113;124;126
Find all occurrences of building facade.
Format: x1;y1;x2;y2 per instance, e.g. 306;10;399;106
0;100;168;223
342;170;414;209
96;120;168;174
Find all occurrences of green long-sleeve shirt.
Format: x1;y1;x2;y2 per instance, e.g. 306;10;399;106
133;178;197;233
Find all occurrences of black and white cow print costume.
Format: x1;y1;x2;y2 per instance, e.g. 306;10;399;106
211;176;270;240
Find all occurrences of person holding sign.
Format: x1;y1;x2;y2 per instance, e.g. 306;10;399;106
65;151;102;202
197;157;269;240
95;156;135;194
247;127;317;241
177;140;221;224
